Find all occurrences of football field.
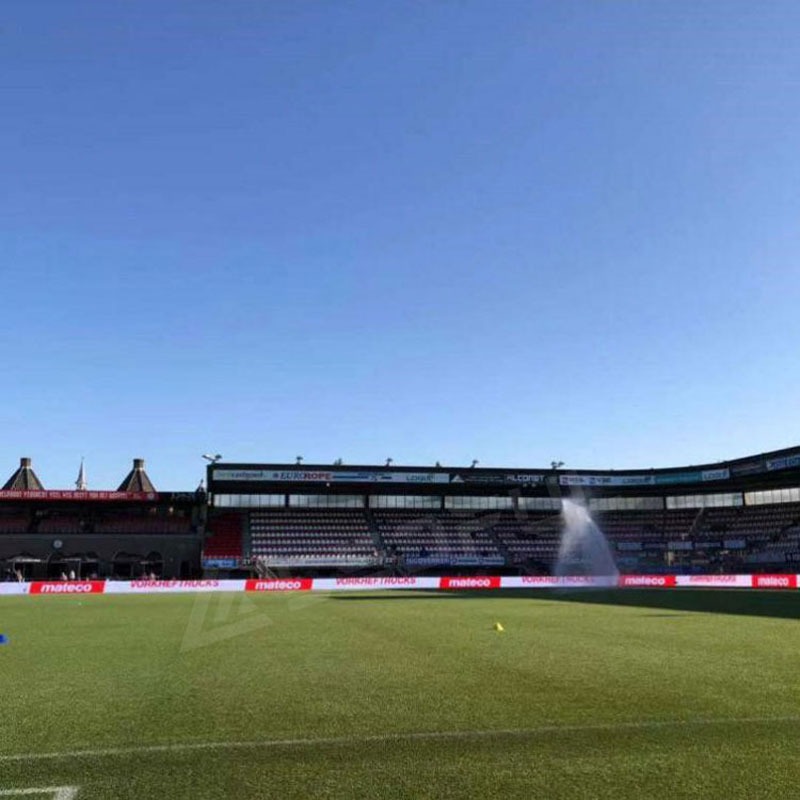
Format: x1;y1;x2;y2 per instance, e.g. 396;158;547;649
2;588;800;799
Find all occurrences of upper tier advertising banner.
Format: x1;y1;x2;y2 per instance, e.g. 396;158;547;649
766;454;800;472
559;469;730;487
448;473;545;485
559;474;655;487
730;460;766;477
0;490;158;502
213;469;449;484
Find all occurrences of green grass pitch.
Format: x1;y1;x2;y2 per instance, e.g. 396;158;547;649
2;588;800;799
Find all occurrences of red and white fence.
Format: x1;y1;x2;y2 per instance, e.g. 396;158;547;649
1;574;799;597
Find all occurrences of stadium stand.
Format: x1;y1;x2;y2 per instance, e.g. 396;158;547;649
0;514;29;534
4;449;800;578
375;510;502;560
203;513;244;559
197;498;800;574
91;516;192;534
0;457;201;580
490;511;561;564
249;509;377;563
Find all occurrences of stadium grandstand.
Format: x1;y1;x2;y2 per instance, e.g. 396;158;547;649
205;445;800;578
3;447;800;581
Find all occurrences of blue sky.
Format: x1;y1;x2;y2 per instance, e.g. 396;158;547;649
2;1;799;489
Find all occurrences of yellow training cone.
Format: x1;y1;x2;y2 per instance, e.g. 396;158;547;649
493;622;505;632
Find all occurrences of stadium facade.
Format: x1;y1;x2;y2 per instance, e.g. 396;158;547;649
0;458;203;580
1;447;800;579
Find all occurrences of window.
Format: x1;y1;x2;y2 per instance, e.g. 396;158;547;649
590;496;664;512
444;496;514;511
516;497;562;511
212;494;285;508
288;494;364;508
370;495;442;509
252;494;285;508
666;493;743;509
745;487;800;505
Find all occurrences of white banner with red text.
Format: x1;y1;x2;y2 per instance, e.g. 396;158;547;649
2;574;800;597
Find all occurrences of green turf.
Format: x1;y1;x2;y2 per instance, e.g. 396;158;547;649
2;589;800;799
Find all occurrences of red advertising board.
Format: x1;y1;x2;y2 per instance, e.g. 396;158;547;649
245;579;313;592
618;574;677;588
29;581;106;595
439;576;502;590
751;574;797;590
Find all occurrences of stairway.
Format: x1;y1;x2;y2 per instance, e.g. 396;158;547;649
364;510;388;558
688;507;707;539
482;513;513;568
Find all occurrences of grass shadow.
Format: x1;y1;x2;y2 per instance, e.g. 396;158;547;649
539;588;800;621
331;588;800;620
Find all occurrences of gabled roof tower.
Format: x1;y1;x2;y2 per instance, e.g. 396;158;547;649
117;458;156;492
2;457;44;491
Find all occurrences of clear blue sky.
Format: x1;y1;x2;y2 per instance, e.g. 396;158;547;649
2;1;799;489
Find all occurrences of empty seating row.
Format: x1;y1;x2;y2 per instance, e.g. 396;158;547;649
249;510;375;561
204;514;243;558
375;510;502;559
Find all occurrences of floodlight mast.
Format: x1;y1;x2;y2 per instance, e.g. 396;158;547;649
202;454;222;464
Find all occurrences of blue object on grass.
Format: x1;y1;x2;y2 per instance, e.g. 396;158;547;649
0;634;8;645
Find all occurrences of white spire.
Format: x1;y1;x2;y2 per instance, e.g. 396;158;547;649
75;458;87;491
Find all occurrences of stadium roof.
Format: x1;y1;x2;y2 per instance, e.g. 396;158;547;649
2;457;44;491
207;443;800;496
117;458;156;493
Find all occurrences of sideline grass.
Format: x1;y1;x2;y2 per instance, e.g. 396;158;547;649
2;589;800;798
